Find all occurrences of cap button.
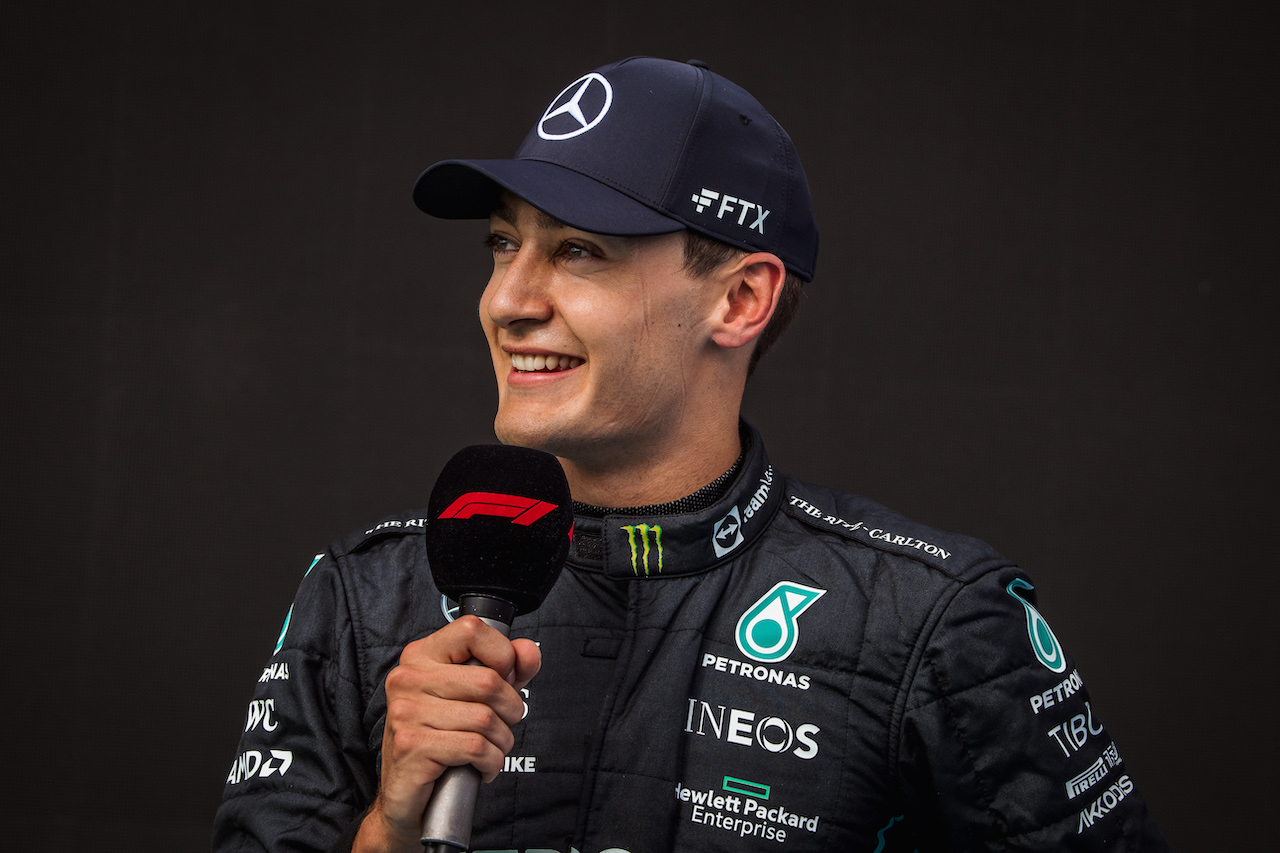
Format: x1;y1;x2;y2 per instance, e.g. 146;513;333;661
686;59;710;70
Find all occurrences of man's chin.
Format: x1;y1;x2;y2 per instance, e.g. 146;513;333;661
493;415;562;455
495;414;612;465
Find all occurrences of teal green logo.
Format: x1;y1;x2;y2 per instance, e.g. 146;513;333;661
723;776;770;799
1006;578;1067;673
872;814;916;853
735;581;826;662
622;524;664;576
273;553;323;654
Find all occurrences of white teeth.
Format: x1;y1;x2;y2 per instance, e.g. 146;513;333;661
511;353;582;372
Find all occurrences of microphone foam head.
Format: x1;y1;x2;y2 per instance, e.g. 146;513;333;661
427;444;572;614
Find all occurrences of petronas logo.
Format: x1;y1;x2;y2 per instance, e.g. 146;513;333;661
736;581;826;662
622;524;664;576
1006;578;1067;673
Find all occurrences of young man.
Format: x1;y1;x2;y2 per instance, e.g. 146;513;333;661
214;57;1166;852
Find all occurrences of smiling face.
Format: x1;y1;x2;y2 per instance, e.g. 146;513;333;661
479;195;730;488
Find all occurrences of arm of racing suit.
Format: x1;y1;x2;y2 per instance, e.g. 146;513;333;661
212;550;378;853
896;565;1168;851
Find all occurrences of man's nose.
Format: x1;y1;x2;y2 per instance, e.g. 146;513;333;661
485;250;554;328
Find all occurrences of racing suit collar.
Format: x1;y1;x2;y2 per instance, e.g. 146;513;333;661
567;421;782;579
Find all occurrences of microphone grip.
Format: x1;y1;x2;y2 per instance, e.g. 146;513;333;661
420;595;517;851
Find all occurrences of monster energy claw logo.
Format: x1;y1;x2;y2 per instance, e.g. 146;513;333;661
736;581;826;662
1006;578;1067;673
622;524;664;575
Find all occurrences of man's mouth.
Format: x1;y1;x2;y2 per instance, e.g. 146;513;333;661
511;353;583;373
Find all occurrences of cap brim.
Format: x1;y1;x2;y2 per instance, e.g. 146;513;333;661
413;159;685;237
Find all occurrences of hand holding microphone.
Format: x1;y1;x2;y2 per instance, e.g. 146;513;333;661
354;445;571;853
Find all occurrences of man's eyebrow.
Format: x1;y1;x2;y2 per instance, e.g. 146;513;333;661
490;200;572;233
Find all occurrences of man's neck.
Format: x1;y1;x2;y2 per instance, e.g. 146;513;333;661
572;441;745;518
558;419;743;508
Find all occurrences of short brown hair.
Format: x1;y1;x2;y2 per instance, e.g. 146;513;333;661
681;230;805;376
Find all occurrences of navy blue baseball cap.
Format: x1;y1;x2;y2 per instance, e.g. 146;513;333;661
413;57;818;281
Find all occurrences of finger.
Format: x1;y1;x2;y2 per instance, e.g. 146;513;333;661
509;638;542;690
386;692;516;754
385;657;526;725
385;710;513;776
402;616;519;674
380;698;515;801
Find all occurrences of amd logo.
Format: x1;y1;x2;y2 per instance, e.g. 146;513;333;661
690;188;770;234
226;749;293;785
684;698;819;759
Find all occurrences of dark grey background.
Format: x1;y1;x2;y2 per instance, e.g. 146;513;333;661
3;1;1274;850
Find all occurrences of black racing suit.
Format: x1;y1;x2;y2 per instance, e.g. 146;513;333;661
213;426;1166;852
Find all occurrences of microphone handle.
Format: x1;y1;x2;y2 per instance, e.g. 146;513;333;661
421;595;517;852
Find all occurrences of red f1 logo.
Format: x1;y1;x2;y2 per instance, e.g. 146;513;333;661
438;492;557;526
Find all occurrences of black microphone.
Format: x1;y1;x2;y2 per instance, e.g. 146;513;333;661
420;444;572;852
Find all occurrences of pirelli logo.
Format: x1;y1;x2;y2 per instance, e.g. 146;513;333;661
1067;743;1123;799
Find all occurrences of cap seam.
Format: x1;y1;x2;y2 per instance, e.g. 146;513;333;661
655;62;706;211
664;65;711;227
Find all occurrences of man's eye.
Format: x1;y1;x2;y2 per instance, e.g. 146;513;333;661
484;234;517;254
561;242;594;260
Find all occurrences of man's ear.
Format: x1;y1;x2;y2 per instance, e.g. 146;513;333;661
711;252;787;349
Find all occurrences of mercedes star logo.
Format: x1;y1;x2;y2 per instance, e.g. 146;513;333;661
538;72;613;141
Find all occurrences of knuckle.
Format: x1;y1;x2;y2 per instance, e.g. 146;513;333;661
467;703;503;734
452;614;485;641
384;695;414;723
472;667;508;700
492;723;515;754
387;724;421;756
384;665;408;694
458;731;491;762
397;636;427;666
